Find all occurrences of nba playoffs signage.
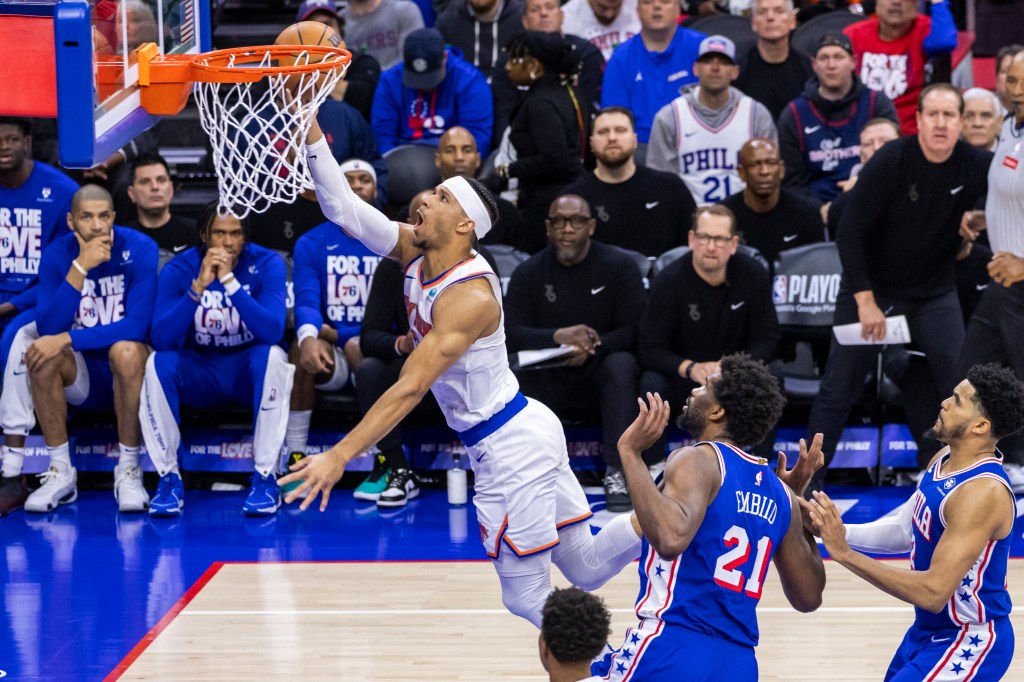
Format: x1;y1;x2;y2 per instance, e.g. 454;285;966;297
772;243;842;326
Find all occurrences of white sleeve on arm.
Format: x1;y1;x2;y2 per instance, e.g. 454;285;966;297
844;493;915;554
305;137;399;257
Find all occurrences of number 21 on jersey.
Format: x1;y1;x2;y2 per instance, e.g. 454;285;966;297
713;524;772;598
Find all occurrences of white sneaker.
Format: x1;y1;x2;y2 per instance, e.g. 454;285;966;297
1003;463;1024;495
25;467;78;513
114;464;150;512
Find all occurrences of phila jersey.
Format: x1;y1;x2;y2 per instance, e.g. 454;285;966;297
671;94;753;206
403;252;518;432
633;441;792;646
909;454;1014;631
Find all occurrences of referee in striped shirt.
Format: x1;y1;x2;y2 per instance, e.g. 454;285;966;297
960;50;1024;477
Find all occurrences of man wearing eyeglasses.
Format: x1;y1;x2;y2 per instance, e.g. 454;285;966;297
505;194;649;512
638;204;779;446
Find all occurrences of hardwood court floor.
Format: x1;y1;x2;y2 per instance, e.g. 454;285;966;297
116;560;1024;681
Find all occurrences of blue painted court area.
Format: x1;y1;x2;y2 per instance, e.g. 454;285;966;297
2;485;1023;681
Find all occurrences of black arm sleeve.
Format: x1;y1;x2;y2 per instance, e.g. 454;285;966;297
359;259;409;360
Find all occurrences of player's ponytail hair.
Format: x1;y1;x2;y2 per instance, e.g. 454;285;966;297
196;202;251;253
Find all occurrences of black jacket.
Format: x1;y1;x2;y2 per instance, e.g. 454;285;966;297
638;252;779;375
505;241;646;355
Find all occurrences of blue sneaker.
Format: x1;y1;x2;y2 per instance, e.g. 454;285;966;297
149;472;184;517
243;472;281;516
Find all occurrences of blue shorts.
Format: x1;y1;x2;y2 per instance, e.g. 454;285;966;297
884;618;1014;681
71;350;115;410
593;620;757;682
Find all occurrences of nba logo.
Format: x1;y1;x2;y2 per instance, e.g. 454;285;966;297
772;276;787;304
269;388;277;402
943;478;956;490
755;471;762;486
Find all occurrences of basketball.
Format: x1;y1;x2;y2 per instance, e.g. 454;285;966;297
274;20;346;92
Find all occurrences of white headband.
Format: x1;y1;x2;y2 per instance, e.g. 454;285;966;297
440;176;492;239
339;158;377;183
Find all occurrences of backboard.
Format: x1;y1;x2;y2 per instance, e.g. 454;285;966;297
0;0;210;168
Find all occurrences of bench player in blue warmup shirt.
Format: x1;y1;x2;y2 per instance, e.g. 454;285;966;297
599;353;826;681
1;184;157;514
811;363;1024;682
0;117;79;515
140;203;294;517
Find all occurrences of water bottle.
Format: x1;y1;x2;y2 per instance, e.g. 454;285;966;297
447;453;468;505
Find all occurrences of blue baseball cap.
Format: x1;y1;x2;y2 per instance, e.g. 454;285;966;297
403;29;446;91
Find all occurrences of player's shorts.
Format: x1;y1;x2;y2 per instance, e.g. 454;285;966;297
884;618;1014;681
459;392;592;559
593;619;757;682
65;350;115;409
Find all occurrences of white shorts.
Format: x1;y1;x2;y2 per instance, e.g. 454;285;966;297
462;394;592;559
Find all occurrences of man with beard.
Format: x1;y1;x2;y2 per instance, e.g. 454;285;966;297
504;194;649;512
562;107;696;257
596;353;826;681
810;363;1023;682
283;115;647;628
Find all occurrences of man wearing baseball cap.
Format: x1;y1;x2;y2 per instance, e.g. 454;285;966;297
777;32;899;204
371;28;493;155
647;34;777;206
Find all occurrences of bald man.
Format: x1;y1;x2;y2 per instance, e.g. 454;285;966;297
719;138;824;267
504;194;650;512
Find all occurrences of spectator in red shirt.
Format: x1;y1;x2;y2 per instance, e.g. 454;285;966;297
844;0;956;134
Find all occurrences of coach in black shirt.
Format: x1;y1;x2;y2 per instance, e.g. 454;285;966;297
638;204;779;408
719;138;824;268
561;107;696;258
505;194;647;512
807;84;993;486
124;152;197;253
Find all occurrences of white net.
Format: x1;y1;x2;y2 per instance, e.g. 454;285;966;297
191;48;349;218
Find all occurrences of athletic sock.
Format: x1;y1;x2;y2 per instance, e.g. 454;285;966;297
47;443;72;473
2;445;25;478
380;445;407;470
285;410;312;453
119;444;141;469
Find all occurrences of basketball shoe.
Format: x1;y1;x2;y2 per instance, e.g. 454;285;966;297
149;472;185;517
280;451;308;499
114;464;150;513
0;474;28;516
353;453;390;501
243;472;281;515
377;468;419;508
25;466;78;513
603;467;632;513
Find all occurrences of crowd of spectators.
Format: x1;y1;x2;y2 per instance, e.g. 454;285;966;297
2;0;1024;518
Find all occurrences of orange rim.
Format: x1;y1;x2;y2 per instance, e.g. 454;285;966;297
190;45;352;82
135;43;352;116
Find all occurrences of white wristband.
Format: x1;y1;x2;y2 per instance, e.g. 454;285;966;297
71;259;88;276
296;324;320;345
219;271;241;295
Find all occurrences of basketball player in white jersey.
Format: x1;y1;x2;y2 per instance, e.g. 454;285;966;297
279;113;644;628
648;35;777;206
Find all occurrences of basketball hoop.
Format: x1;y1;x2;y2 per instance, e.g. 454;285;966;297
135;43;352;218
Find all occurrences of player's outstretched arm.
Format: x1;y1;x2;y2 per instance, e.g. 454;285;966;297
772;490;825;612
303;119;420;265
280;279;500;511
809;482;1014;613
619;400;720;560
